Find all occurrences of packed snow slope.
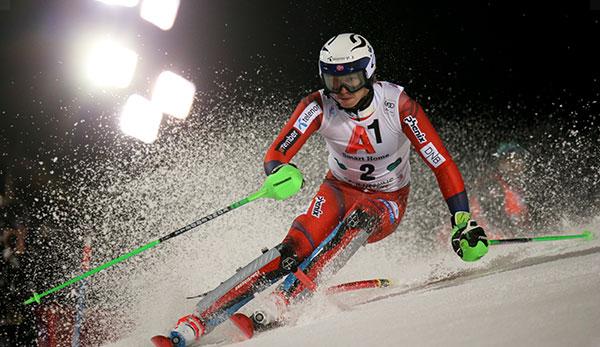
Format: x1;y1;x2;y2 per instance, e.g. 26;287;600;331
106;218;600;347
234;242;600;347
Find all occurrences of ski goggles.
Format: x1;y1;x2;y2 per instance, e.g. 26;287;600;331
322;70;368;93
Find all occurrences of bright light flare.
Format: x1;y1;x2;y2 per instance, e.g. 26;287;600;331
95;0;139;7
140;0;180;30
120;94;163;143
84;39;138;88
151;71;195;120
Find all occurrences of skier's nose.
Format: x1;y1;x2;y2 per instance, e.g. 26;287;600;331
338;85;352;95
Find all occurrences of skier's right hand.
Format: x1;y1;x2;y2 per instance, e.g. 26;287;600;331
264;163;304;200
450;211;489;262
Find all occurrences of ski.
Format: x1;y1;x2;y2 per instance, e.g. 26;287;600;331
239;278;394;341
151;209;383;346
325;278;392;295
150;278;392;346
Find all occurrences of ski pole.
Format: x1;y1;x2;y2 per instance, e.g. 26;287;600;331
24;165;304;306
489;230;593;246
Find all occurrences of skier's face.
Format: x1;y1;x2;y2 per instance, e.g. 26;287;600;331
331;86;369;109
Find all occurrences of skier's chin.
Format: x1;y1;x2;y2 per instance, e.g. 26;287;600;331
334;95;359;109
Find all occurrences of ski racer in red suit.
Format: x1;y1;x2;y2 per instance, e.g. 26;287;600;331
469;142;533;237
152;33;489;347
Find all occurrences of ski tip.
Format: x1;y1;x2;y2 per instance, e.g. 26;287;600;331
150;335;173;347
230;313;254;340
582;230;594;240
379;278;392;287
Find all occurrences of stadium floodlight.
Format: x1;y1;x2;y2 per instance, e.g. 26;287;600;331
151;71;195;120
84;38;138;89
139;0;180;31
95;0;139;7
120;94;163;143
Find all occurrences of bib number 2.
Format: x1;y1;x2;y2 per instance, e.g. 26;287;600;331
351;120;381;181
360;164;375;181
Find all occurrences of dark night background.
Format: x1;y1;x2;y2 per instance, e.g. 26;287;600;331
0;1;599;345
1;0;598;220
1;1;599;166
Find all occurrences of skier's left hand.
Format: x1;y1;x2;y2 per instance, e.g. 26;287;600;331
450;211;488;262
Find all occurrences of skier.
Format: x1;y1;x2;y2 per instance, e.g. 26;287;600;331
152;33;489;346
469;142;533;237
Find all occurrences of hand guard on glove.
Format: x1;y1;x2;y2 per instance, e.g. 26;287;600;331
263;163;304;200
270;163;305;187
451;211;488;262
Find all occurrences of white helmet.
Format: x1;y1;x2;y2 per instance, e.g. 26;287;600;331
318;33;376;93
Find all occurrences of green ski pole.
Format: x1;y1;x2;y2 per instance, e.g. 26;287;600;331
24;165;303;305
489;230;594;246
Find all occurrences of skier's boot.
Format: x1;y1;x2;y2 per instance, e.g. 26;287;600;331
249;292;288;332
173;314;205;346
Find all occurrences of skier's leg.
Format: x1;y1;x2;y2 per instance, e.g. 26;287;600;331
163;242;299;346
283;173;410;260
365;185;410;244
236;173;354;327
283;193;409;301
252;185;409;325
157;176;347;346
157;174;407;345
281;175;353;261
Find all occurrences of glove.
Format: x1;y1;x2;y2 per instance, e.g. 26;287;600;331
263;163;304;200
450;211;488;262
270;163;305;187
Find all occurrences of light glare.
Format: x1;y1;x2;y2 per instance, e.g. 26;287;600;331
151;71;195;120
140;0;180;30
84;39;138;88
95;0;139;7
120;94;163;143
